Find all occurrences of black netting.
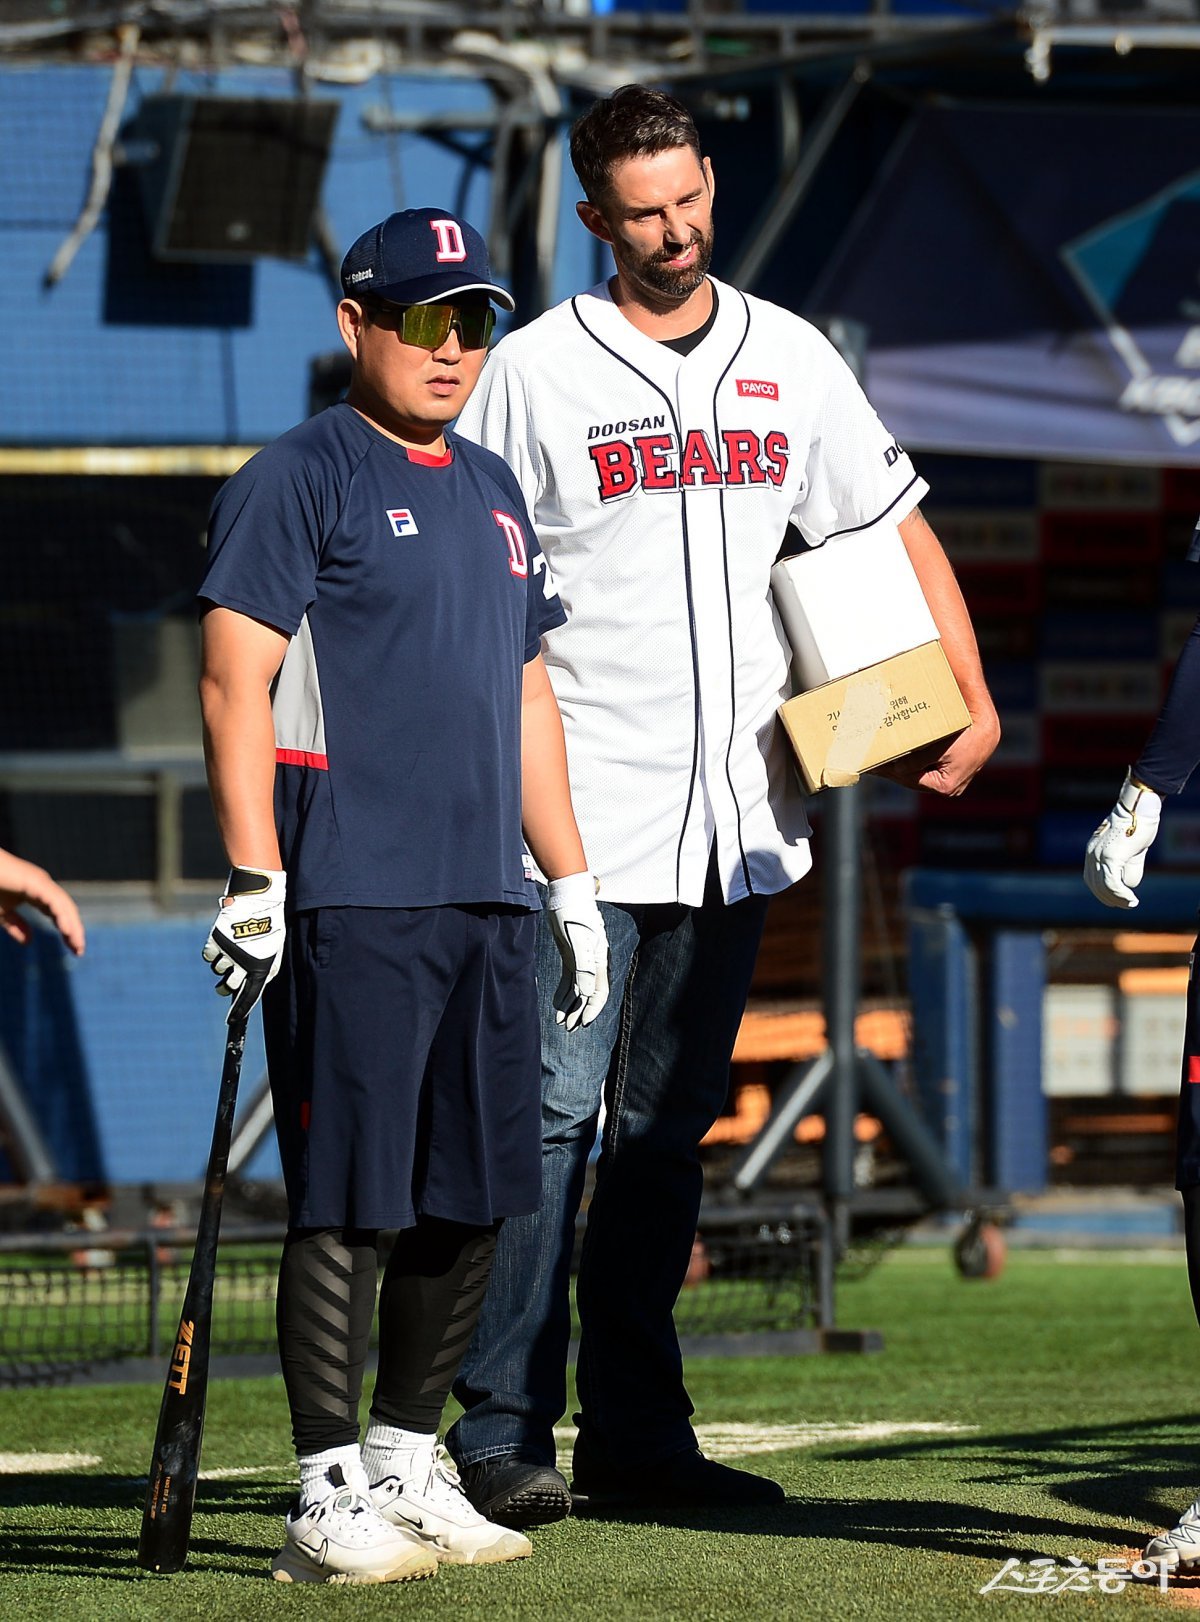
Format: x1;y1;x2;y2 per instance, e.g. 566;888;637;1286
0;1207;828;1386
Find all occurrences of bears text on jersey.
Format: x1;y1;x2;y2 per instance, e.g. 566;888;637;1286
587;427;790;502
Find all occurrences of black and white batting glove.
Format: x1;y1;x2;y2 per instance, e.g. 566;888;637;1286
546;872;609;1032
202;866;287;1023
1084;770;1163;909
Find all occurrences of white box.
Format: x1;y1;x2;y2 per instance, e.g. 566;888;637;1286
1042;984;1116;1098
770;520;939;691
778;642;970;794
1118;991;1186;1096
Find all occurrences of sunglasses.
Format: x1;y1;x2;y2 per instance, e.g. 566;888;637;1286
363;299;495;351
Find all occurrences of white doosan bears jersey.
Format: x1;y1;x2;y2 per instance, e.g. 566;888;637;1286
455;276;929;907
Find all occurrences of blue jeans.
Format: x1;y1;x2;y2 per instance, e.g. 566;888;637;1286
447;860;769;1468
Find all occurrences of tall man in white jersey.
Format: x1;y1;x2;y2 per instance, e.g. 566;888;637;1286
447;85;1001;1524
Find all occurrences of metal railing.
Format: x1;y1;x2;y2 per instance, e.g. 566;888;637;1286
0;1201;832;1385
0;751;216;907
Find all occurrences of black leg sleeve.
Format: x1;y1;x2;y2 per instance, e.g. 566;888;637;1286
276;1226;379;1456
371;1217;500;1435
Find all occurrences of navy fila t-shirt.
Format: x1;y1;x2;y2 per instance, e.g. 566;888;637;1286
199;402;566;911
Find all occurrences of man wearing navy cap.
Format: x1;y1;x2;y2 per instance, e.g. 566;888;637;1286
197;208;609;1585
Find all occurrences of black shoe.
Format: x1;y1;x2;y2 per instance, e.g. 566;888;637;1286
457;1454;573;1528
571;1434;785;1509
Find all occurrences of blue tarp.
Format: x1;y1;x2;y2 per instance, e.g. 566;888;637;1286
807;103;1200;466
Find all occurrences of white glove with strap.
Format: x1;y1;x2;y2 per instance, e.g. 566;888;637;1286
546;871;610;1032
202;866;287;1022
1084;770;1163;909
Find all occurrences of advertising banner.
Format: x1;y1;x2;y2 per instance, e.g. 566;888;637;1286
809;104;1200;465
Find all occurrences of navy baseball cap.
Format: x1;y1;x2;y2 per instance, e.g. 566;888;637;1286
340;208;515;311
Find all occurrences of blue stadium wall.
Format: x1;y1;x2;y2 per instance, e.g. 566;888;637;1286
0;917;276;1184
7;45;1194;1195
1;62;602;447
0;61;612;1188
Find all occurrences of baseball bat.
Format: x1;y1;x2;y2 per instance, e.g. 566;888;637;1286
137;1010;251;1573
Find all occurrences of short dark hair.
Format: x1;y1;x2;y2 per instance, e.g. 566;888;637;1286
569;85;703;208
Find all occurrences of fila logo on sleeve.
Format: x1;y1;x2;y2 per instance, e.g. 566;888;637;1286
387;508;419;537
493;510;528;577
430;219;467;263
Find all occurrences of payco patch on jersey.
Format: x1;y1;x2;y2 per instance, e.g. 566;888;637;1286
736;379;779;400
387;508;419;537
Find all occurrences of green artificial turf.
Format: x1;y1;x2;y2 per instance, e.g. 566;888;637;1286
2;1246;1198;1620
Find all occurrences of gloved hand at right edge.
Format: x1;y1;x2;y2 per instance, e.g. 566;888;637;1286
202;865;287;1022
1084;770;1163;909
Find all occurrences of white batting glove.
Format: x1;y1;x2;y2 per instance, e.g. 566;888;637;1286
202;866;287;1023
546;872;610;1032
1084;771;1163;909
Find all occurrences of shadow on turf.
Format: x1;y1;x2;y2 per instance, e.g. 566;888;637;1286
571;1498;807;1535
575;1415;1200;1554
0;1471;289;1577
813;1411;1200;1546
10;1416;1197;1575
573;1494;1112;1556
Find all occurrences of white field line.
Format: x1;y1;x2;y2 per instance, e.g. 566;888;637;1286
0;1452;102;1472
200;1465;293;1481
3;1424;977;1478
1039;1250;1182;1265
552;1420;976;1460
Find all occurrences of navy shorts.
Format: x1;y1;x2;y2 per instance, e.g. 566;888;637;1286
1177;931;1200;1191
262;905;542;1229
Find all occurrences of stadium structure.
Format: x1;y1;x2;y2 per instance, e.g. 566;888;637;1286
1;0;1199;1380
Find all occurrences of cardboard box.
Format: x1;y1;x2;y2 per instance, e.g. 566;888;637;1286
771;523;939;689
778;641;971;793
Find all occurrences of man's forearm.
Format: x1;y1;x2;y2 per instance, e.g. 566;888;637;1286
880;507;999;796
200;677;283;871
199;607;289;873
898;508;997;725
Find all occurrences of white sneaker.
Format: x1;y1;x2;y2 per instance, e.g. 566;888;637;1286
1144;1500;1200;1570
271;1475;438;1585
371;1444;533;1565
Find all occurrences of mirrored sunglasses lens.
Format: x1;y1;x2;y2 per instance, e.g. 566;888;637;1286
400;304;494;349
459;307;495;348
400;305;453;347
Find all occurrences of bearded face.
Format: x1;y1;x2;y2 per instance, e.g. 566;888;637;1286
590;147;717;310
616;218;714;301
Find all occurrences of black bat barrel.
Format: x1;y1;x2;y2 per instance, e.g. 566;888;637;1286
137;1015;249;1573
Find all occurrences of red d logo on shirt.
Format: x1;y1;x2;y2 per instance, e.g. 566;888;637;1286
493;510;528;577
